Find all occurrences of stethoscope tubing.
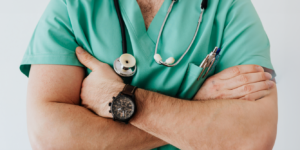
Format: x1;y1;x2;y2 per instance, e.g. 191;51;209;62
155;4;205;67
113;0;127;54
113;0;208;69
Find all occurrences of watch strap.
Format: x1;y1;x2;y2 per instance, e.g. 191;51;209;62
121;84;137;96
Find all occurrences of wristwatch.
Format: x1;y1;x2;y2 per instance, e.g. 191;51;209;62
109;84;137;124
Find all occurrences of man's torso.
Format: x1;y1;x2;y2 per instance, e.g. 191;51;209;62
20;0;274;149
66;0;230;100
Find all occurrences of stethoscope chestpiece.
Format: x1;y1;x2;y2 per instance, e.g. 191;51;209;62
114;54;137;77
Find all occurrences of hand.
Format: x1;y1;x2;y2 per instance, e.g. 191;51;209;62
75;47;125;118
194;65;275;101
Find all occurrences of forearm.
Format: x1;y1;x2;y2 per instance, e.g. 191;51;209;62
130;86;278;150
27;101;166;150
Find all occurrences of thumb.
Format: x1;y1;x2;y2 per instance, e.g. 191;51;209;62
76;47;102;71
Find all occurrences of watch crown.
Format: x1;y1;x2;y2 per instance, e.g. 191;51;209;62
109;102;112;106
109;110;112;113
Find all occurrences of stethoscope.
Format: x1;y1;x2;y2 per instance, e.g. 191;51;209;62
113;0;209;77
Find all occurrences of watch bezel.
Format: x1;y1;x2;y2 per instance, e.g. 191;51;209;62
111;93;136;123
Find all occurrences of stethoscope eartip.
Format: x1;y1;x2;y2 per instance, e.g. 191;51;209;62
165;57;175;65
154;54;163;63
154;54;175;65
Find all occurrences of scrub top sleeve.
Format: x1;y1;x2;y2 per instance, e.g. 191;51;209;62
20;0;83;77
215;0;275;77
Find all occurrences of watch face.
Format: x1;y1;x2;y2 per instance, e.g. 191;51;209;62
112;94;135;120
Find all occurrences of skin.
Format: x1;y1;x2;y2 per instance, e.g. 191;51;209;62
130;86;277;150
137;0;165;30
26;1;277;149
77;47;277;150
75;47;277;150
194;65;274;101
27;65;167;150
26;46;276;150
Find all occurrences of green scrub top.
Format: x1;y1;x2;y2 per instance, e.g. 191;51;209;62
20;0;274;149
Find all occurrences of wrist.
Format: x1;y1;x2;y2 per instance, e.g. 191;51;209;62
130;88;150;125
108;83;141;122
115;82;126;93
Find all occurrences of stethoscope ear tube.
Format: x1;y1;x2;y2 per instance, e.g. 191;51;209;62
154;0;207;67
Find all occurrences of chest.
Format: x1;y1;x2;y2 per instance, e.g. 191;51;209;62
73;0;222;98
136;0;165;29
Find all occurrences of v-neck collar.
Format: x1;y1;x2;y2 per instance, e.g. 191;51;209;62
119;0;171;44
145;0;172;43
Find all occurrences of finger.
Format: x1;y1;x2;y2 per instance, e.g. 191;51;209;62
223;72;272;90
228;80;275;98
239;90;272;101
76;47;103;71
214;65;264;80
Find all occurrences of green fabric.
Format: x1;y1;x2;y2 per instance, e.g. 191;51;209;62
20;0;274;149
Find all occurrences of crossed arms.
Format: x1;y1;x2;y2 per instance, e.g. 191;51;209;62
26;48;277;150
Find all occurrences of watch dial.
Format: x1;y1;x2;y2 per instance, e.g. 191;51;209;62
112;95;135;120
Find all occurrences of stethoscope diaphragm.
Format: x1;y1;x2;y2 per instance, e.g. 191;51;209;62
113;54;137;77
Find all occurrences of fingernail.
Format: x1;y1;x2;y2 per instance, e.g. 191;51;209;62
267;81;274;89
256;66;263;72
76;47;85;54
265;72;272;79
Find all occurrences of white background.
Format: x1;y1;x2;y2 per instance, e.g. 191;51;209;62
0;0;299;149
